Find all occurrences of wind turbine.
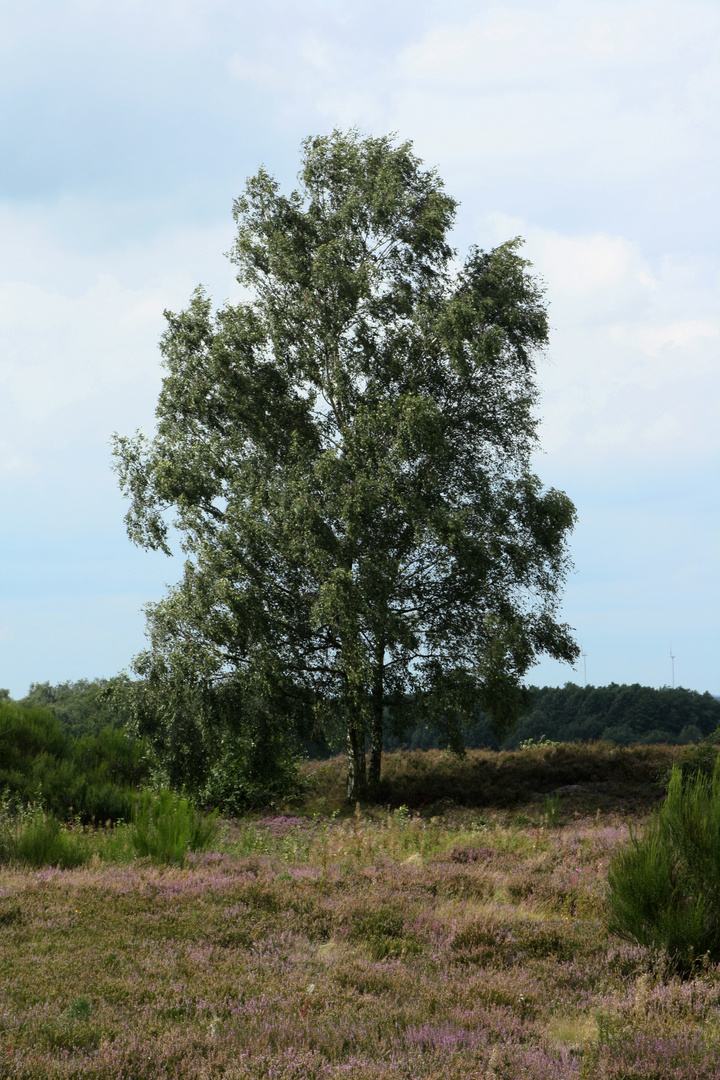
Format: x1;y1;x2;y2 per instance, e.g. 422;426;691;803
581;644;588;688
669;644;675;689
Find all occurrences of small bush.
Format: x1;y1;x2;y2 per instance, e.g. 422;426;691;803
2;811;90;869
541;793;561;828
130;789;219;866
352;906;407;960
607;761;720;973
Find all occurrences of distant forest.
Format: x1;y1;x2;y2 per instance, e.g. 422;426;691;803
3;678;719;751
388;683;720;753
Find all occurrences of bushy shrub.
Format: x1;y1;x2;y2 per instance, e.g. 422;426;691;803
198;727;302;814
0;701;68;773
0;698;148;823
130;789;219;866
17;812;90;868
673;732;720;783
80;781;133;824
607;760;720;972
0;810;90;869
117;667;303;812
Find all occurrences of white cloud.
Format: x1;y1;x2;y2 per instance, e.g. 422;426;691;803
509;225;720;464
474;214;719;466
0;204;241;475
399;3;718;86
632;319;719;355
296;0;720;209
534;233;641;297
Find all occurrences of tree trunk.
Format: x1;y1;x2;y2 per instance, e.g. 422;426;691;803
368;639;384;785
346;713;367;801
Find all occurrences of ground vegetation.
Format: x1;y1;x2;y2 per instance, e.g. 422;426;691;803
3;797;720;1078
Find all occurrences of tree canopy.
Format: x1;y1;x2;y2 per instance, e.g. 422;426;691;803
18;679;130;738
509;683;720;749
113;130;578;800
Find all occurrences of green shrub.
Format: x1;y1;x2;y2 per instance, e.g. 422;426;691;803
352;905;409;960
0;698;147;823
607;760;720;972
76;783;128;825
0;701;68;760
673;733;720;783
541;792;561;828
198;731;301;813
3;811;90;869
130;789;219;866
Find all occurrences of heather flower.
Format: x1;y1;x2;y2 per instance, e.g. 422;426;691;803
0;806;716;1078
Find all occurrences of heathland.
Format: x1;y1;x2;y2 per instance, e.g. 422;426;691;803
4;733;720;1078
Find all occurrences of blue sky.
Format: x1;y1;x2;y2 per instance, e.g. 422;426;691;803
1;0;718;697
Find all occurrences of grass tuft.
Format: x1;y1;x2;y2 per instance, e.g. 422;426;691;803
1;809;91;869
130;789;220;866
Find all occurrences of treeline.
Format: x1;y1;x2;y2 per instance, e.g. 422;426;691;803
5;678;131;737
508;683;720;748
2;680;719;820
386;683;720;752
4;678;719;751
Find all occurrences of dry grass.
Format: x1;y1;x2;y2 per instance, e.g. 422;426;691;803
298;742;681;816
2;788;720;1077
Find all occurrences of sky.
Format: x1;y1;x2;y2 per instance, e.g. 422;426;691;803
0;0;718;698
